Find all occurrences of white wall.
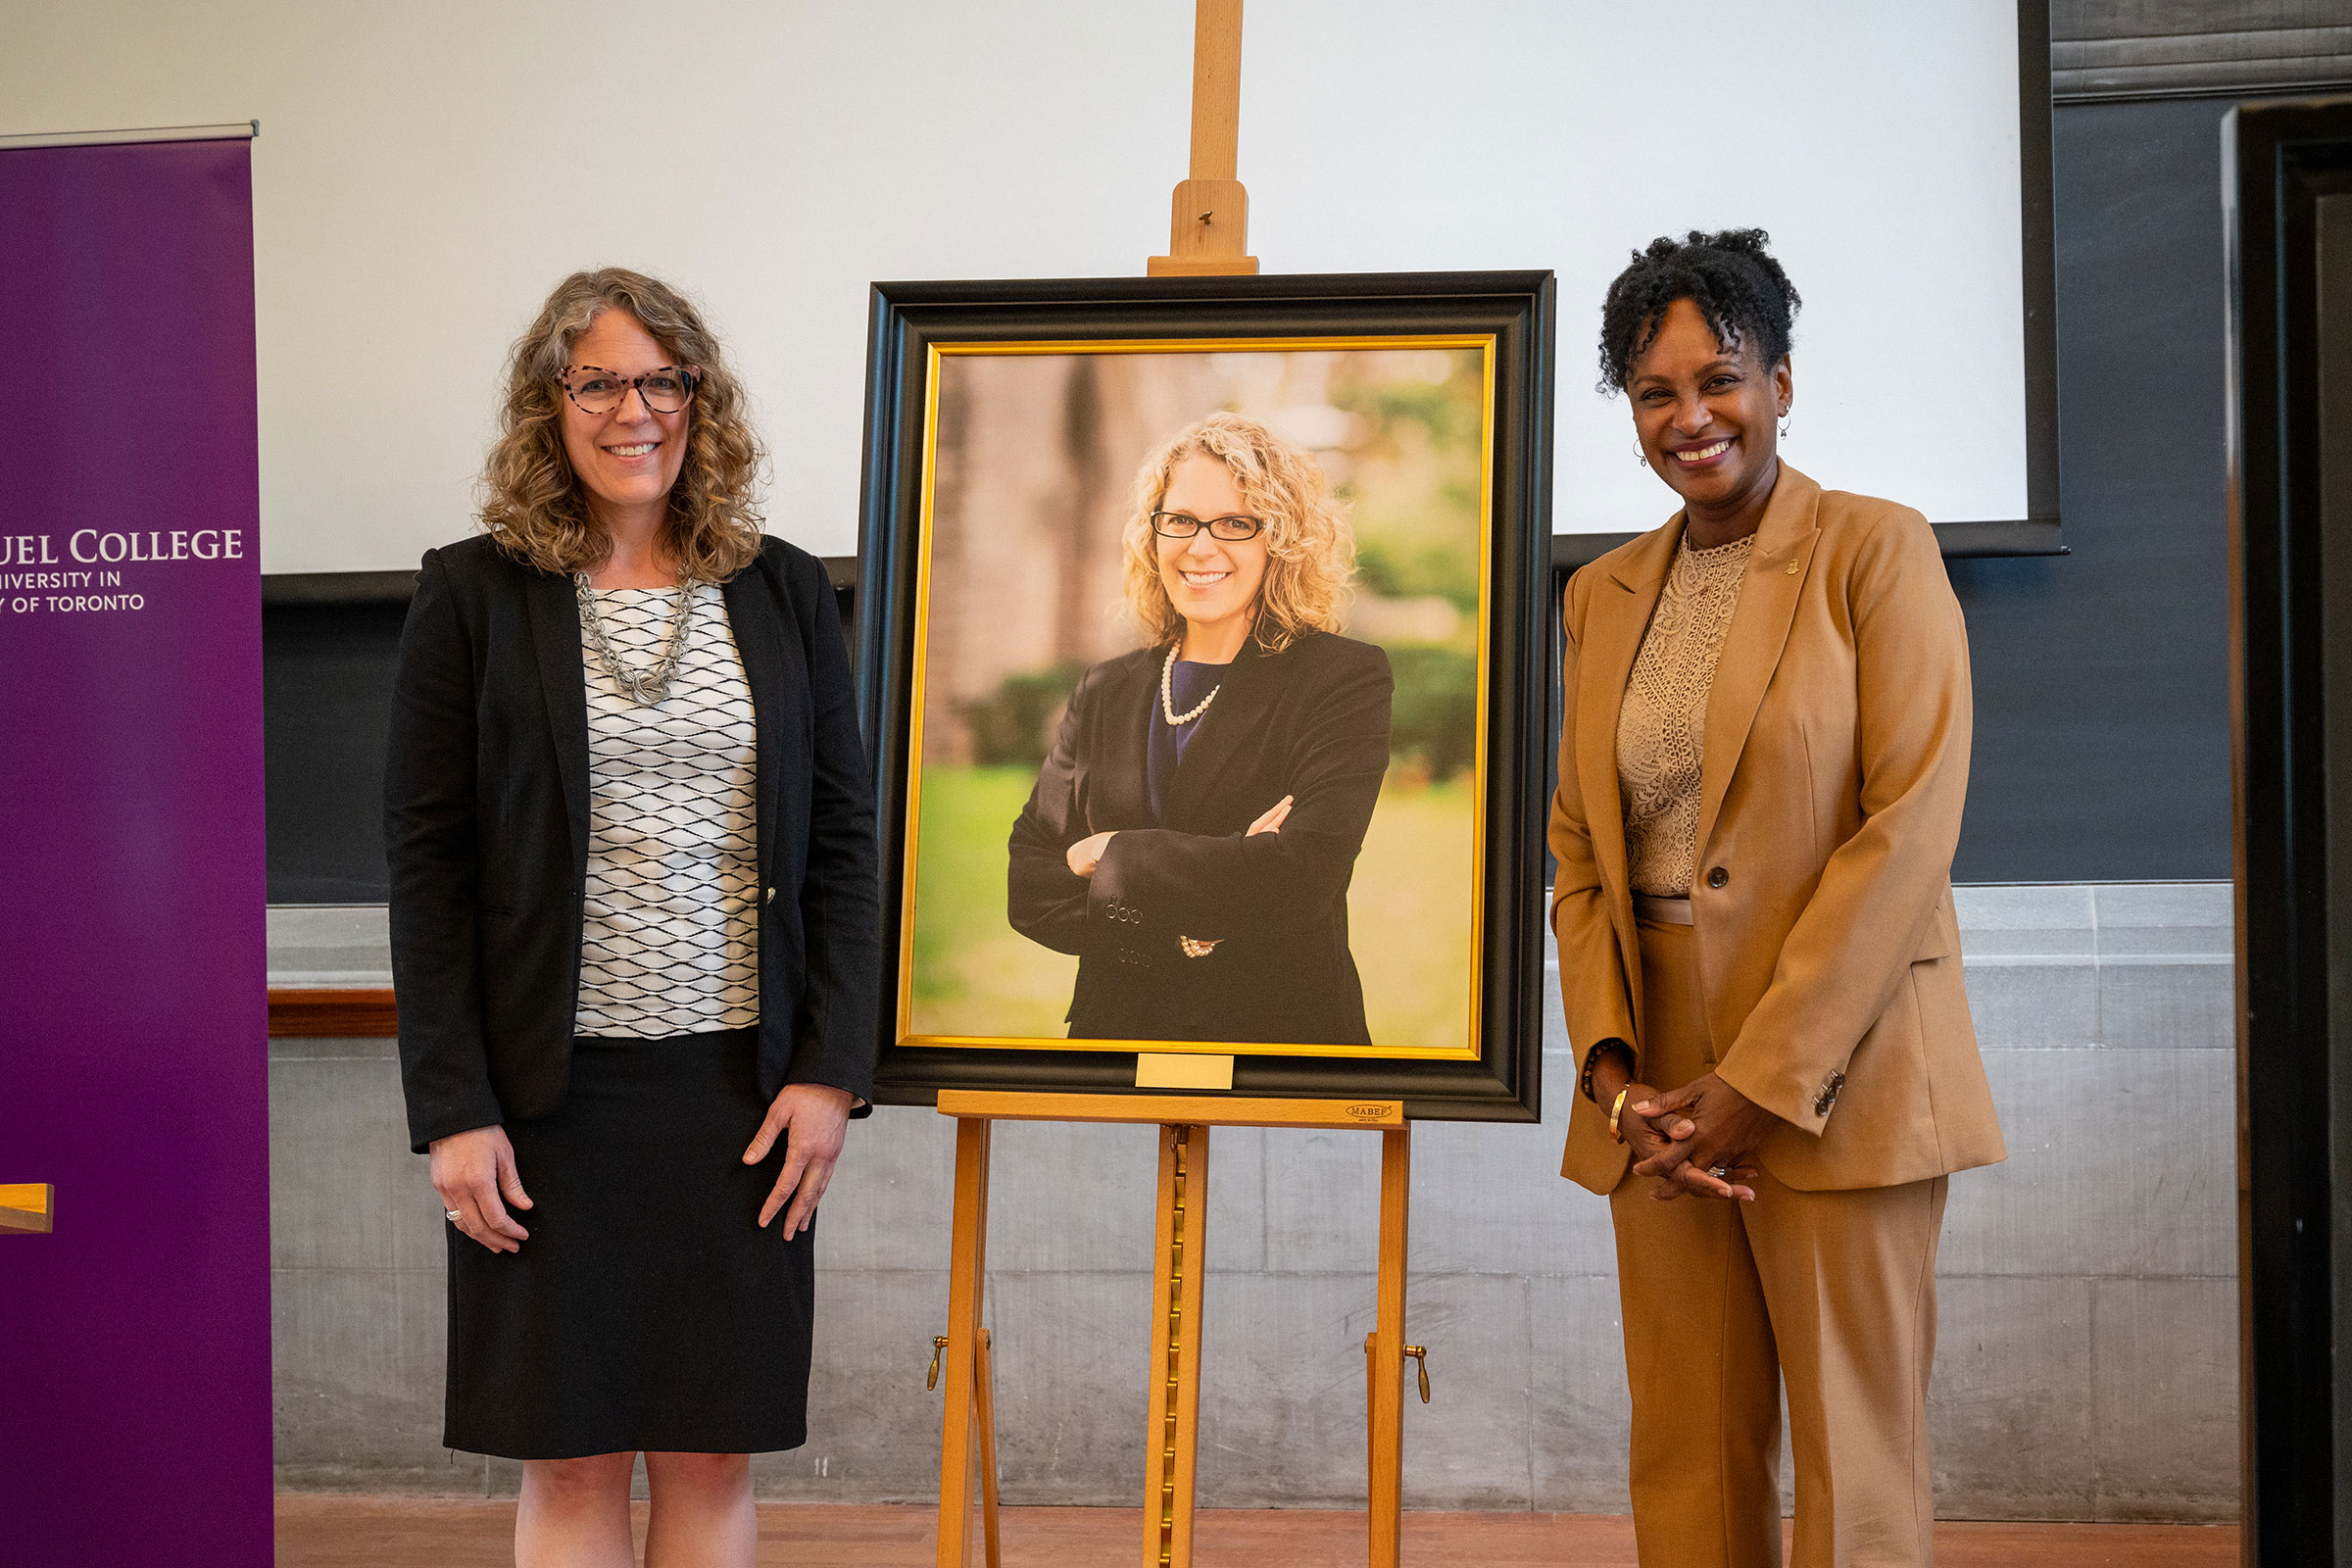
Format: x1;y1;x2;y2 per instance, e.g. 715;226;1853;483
3;1;2025;571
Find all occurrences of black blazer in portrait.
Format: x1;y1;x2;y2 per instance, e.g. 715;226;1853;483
384;533;880;1152
1006;630;1394;1048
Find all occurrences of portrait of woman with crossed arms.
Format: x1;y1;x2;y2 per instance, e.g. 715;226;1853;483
1007;411;1394;1049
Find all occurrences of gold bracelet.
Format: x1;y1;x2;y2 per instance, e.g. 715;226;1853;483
1608;1087;1631;1145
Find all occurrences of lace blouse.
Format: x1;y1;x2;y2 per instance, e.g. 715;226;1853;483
1616;533;1756;896
573;583;760;1037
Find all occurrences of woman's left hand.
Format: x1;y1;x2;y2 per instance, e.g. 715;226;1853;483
1066;831;1115;878
1630;1072;1782;1202
744;1083;856;1237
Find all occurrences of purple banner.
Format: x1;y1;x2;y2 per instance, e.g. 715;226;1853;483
0;137;270;1564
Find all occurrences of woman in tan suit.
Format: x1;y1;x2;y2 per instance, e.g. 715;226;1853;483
1552;229;2004;1567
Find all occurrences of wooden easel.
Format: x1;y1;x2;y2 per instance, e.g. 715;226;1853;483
931;8;1421;1562
1148;0;1258;279
930;1095;1419;1568
0;1184;54;1234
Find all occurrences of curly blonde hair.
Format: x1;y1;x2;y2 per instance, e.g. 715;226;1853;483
1120;412;1354;654
478;269;764;582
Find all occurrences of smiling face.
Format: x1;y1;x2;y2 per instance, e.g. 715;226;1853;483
1154;453;1271;659
1628;296;1793;536
557;308;693;534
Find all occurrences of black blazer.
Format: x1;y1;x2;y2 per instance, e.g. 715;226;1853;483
384;534;880;1152
1006;630;1393;1047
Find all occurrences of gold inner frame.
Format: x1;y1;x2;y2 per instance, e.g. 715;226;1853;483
897;333;1498;1060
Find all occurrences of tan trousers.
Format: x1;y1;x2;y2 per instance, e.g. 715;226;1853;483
1609;916;1947;1568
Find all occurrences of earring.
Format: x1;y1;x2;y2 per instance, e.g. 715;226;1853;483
1779;416;1790;439
1636;446;1649;468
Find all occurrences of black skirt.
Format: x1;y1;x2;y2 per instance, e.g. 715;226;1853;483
443;1027;813;1459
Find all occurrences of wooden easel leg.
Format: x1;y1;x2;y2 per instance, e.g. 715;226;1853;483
939;1118;994;1568
1142;1123;1211;1568
1368;1126;1410;1568
972;1327;1002;1568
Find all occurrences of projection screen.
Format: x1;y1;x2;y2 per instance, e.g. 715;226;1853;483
0;0;2053;571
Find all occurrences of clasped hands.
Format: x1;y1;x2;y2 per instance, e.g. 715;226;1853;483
1591;1052;1783;1202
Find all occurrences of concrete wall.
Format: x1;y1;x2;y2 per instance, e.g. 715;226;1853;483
268;882;2237;1520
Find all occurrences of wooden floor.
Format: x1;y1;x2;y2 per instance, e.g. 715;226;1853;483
276;1496;2238;1566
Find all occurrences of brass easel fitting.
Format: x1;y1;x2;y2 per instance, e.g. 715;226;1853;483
927;1335;950;1392
1363;1333;1433;1402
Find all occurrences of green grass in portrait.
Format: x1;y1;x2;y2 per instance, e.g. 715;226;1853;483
907;767;1476;1051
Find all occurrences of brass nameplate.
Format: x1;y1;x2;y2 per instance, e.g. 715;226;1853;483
1135;1054;1236;1091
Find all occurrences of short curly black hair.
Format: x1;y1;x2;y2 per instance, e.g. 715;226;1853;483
1596;228;1801;394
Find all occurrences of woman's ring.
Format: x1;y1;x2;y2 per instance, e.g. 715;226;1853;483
1707;1164;1733;1181
445;1209;464;1223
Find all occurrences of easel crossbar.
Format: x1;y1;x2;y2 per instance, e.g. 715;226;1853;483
936;1092;1400;1130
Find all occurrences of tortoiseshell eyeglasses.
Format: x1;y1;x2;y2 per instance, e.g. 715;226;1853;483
559;365;699;416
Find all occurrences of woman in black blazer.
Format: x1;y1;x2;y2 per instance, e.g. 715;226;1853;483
1007;413;1393;1048
386;269;877;1565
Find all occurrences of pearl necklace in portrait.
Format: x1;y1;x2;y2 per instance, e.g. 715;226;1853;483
1160;644;1220;726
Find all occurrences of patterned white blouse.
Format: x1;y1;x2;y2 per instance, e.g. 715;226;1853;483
573;582;760;1037
1615;532;1755;897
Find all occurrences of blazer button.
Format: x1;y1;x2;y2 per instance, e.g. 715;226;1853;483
1705;866;1729;889
1814;1070;1846;1117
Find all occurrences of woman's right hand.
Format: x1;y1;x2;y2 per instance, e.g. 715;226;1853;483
1600;1078;1690;1167
429;1125;533;1253
1617;1083;1696;1168
1247;795;1294;835
1589;1053;1690;1167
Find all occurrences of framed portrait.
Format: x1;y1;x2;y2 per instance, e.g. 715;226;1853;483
855;271;1554;1120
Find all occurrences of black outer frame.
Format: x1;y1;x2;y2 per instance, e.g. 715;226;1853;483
853;270;1556;1122
2224;96;2352;1567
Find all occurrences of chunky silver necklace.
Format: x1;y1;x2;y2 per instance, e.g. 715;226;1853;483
1160;644;1220;726
574;573;697;707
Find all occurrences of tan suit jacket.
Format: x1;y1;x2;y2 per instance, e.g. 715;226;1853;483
1552;465;2004;1194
